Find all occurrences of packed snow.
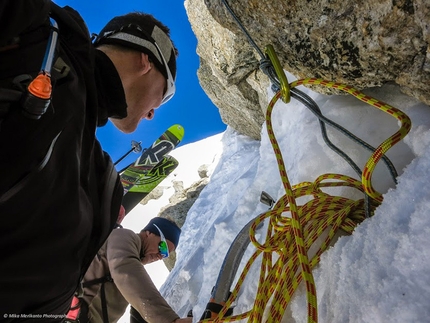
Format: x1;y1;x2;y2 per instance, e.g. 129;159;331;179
121;74;430;322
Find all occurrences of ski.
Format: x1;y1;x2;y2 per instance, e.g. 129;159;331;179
121;155;179;216
120;124;184;194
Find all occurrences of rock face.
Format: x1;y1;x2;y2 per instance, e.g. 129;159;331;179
185;0;430;139
158;166;211;270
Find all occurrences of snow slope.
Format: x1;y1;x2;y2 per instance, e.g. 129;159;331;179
163;80;430;322
123;76;430;322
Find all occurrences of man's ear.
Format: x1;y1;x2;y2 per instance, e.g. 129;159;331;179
139;52;152;75
139;230;150;240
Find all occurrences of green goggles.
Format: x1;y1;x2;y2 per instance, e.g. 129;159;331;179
153;224;169;258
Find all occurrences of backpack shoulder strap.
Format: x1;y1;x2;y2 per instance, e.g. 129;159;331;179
81;274;113;288
81;275;113;323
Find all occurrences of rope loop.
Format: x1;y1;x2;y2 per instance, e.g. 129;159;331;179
200;79;411;323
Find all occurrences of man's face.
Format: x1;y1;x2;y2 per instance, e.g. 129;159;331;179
141;231;175;265
110;60;167;133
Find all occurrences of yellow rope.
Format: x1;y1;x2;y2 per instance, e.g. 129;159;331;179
291;79;412;202
199;79;411;323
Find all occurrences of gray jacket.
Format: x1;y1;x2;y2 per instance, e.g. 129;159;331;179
82;228;179;323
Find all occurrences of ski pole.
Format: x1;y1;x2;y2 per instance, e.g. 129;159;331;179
114;140;142;166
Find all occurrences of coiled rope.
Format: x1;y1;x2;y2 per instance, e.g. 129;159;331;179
197;1;412;322
200;81;411;323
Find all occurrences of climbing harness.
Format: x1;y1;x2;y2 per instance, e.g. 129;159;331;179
65;275;114;323
197;1;412;322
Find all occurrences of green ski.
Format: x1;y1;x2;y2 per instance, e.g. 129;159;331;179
121;155;179;216
120;124;184;193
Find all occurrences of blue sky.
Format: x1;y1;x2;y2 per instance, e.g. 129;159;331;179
54;0;226;168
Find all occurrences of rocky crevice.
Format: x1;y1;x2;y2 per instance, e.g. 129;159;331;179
185;0;430;139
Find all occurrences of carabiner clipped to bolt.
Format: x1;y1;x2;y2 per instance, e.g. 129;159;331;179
265;44;290;103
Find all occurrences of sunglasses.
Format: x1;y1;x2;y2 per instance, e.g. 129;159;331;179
152;41;176;105
153;223;169;258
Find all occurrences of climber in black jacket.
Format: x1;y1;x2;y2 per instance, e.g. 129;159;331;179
0;1;178;321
